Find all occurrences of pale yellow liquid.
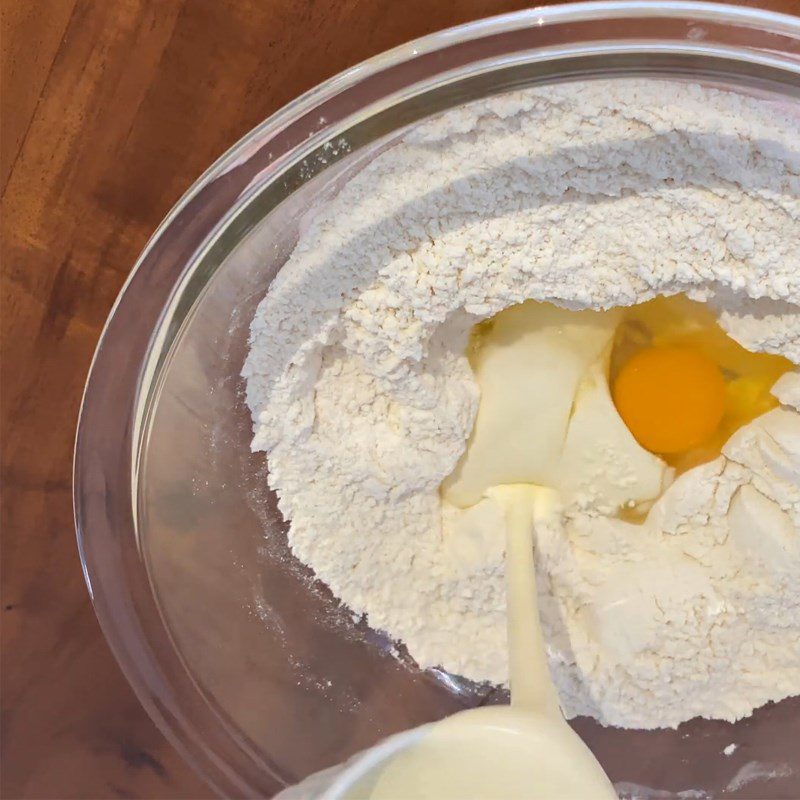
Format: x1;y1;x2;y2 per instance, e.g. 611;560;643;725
343;295;789;798
345;303;639;799
361;486;616;800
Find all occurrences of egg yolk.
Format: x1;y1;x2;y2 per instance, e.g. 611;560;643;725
613;346;726;454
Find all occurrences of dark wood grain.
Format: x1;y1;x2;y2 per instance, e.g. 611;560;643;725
1;1;798;799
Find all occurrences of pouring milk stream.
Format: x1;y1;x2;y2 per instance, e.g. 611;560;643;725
335;304;639;798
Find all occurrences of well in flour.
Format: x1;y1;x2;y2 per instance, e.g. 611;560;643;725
243;79;800;730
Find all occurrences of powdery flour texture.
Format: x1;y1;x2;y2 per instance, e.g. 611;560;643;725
243;79;800;729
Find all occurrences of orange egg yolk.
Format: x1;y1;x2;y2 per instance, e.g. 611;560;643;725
613;346;727;455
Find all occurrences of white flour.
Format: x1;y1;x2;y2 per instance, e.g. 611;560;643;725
243;80;800;729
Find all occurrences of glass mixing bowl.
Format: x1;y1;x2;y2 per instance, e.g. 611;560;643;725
74;3;800;797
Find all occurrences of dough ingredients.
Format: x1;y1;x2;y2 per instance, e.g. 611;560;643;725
243;79;800;729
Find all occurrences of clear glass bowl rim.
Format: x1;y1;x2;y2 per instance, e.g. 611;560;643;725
74;3;800;797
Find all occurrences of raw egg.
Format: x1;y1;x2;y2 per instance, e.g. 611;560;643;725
613;346;726;454
612;295;794;470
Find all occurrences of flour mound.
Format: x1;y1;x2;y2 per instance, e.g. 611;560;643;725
243;80;800;729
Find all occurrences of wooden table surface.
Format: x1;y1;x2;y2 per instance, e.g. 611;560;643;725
2;1;798;798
